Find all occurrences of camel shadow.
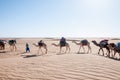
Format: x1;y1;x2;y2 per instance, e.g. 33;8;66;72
108;56;120;61
56;52;66;55
0;51;7;53
0;51;10;53
93;54;120;61
23;54;38;58
21;52;38;58
76;52;88;54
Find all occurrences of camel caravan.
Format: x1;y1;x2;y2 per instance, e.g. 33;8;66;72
0;38;120;59
0;39;17;51
92;39;120;59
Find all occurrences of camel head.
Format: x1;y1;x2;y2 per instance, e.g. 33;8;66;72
91;40;96;43
91;40;99;46
91;40;97;44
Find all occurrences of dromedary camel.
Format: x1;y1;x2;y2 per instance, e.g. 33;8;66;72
0;40;5;50
33;40;47;54
92;40;110;56
107;43;120;59
8;40;17;51
72;39;91;53
52;42;70;54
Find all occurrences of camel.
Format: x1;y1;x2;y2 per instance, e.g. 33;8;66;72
8;40;17;51
0;40;5;50
33;40;47;54
92;40;110;56
107;43;120;59
52;42;70;54
107;43;115;55
72;39;91;53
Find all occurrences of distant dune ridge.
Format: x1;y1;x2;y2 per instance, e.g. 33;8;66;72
0;38;120;80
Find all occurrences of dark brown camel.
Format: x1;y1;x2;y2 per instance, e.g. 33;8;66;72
92;40;110;56
8;40;17;51
107;43;120;59
33;40;47;55
0;40;5;50
72;39;91;53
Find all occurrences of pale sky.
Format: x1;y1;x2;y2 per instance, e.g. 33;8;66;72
0;0;120;38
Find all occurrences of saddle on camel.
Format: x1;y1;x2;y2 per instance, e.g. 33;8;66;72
60;37;66;46
99;39;109;47
38;40;44;46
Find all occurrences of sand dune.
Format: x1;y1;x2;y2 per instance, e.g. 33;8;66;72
0;38;120;80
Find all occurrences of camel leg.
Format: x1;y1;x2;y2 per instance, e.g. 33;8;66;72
11;46;13;51
68;46;70;53
87;45;91;53
106;47;110;57
40;48;44;54
101;48;104;56
10;46;11;51
98;48;101;55
82;46;85;53
112;50;115;57
44;46;47;54
14;45;17;51
118;53;120;59
110;49;113;57
78;46;81;53
12;46;14;52
45;48;47;54
66;44;70;53
99;48;104;56
113;51;116;58
65;47;68;53
59;47;62;53
89;45;92;53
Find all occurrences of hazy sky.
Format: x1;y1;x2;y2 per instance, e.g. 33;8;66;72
0;0;120;37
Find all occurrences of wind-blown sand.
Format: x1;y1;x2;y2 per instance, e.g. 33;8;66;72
0;38;120;80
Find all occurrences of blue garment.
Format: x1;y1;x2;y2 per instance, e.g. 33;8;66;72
60;37;66;46
116;42;120;47
26;43;30;52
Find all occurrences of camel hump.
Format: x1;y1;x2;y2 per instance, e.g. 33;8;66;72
8;40;16;45
60;42;66;46
38;40;44;46
99;39;108;46
81;39;88;45
100;39;108;43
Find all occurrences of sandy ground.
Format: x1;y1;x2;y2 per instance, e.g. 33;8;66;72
0;38;120;80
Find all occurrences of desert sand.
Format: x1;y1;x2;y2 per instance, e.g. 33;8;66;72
0;38;120;80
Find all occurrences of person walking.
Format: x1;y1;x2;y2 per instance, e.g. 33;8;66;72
26;43;30;52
